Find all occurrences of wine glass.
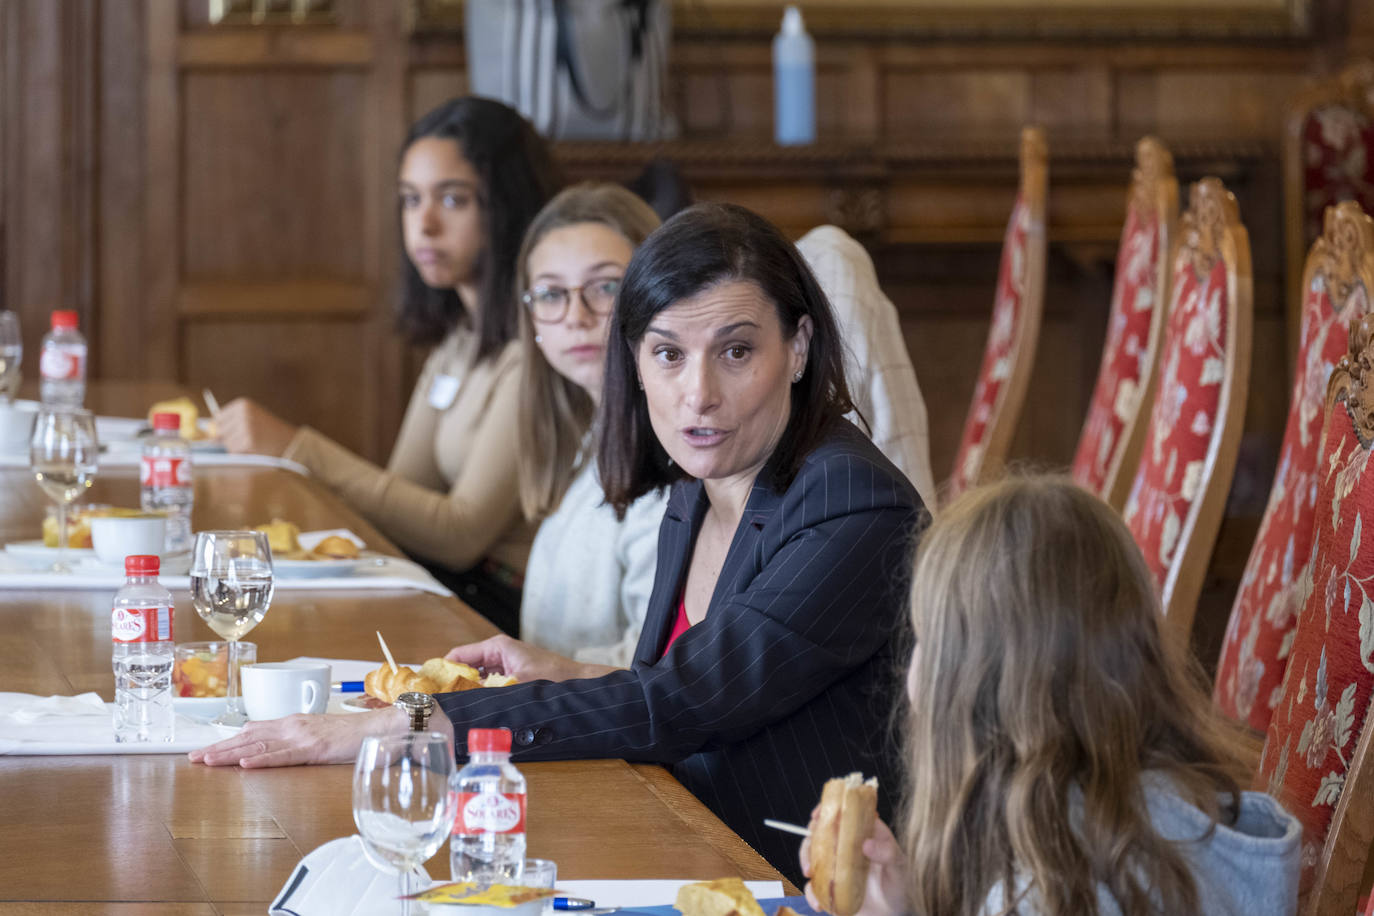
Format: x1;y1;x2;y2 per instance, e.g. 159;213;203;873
189;530;274;726
29;407;98;572
354;732;456;915
0;311;21;401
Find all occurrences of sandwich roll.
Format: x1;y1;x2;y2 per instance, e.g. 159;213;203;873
810;772;879;916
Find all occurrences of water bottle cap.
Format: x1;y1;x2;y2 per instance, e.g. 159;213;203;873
151;412;182;432
51;310;79;330
125;554;160;576
781;5;804;34
468;727;512;753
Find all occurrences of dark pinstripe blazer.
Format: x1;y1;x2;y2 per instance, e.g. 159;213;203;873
437;420;924;881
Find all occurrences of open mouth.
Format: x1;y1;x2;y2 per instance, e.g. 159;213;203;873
682;427;728;446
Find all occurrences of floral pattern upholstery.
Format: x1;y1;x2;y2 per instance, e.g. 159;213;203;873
950;196;1030;498
1122;252;1229;590
1256;394;1374;890
1071;205;1162;495
1216;276;1371;730
1302;106;1374;249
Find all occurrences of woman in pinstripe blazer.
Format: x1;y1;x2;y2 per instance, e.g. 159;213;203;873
191;203;924;882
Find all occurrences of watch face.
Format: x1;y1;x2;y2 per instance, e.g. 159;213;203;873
395;691;435;710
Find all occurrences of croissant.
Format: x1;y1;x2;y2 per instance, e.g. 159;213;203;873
363;665;439;704
363;658;518;703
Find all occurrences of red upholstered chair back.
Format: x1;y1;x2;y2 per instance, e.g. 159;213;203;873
1255;315;1374;916
947;127;1048;503
1071;137;1177;510
1121;178;1252;636
1216;202;1374;733
1283;60;1374;374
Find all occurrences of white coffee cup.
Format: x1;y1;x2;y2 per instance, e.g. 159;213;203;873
241;662;331;720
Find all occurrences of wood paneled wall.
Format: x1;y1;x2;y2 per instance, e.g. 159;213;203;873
0;0;1361;492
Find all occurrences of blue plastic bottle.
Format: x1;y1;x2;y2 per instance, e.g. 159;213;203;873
773;5;815;146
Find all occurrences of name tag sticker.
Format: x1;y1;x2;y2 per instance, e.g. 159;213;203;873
427;374;461;410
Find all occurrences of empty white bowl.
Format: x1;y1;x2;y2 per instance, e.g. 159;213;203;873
89;515;167;567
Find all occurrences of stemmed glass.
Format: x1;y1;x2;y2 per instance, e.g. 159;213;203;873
0;311;21;401
189;531;274;726
29;407;98;572
354;732;456;916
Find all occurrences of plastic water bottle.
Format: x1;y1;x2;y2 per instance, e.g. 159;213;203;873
111;554;175;743
142;411;194;554
39;309;87;408
450;727;527;883
773;5;815;146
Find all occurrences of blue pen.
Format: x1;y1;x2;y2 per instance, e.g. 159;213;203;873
332;681;365;693
553;898;596;911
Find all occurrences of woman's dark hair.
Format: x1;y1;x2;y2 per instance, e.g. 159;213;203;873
598;202;855;517
396;97;562;357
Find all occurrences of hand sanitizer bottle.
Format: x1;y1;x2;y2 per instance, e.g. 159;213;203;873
773;5;816;146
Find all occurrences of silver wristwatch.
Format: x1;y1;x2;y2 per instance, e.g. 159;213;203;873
394;691;436;732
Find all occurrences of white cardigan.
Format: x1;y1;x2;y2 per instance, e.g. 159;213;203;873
797;225;937;510
519;459;667;667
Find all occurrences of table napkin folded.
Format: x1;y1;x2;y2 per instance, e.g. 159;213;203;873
0;691;233;755
0;551;453;596
271;835;431;916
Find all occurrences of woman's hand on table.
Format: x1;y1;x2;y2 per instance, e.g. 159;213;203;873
217;397;298;457
800;811;908;916
189;707;409;768
446;634;618;683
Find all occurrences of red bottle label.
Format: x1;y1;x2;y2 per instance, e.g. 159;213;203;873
452;791;526;836
141;455;190;488
112;606;173;643
40;346;85;381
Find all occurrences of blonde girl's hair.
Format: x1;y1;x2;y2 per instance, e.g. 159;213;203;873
902;475;1246;916
515;183;661;520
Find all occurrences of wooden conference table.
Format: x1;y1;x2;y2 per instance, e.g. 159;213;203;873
0;454;790;911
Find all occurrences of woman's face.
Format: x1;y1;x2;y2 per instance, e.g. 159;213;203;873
525;222;634;400
398;137;484;290
636;280;811;486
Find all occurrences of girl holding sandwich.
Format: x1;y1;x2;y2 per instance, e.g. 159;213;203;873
802;477;1300;916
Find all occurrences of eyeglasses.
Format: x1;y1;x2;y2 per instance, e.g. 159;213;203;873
521;278;621;324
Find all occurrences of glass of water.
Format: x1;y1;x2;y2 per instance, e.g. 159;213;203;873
354;732;456;915
0;311;21;401
189;530;274;726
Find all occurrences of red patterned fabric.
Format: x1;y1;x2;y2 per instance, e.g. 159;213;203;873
1215;278;1371;730
1255;403;1374;890
950;196;1030;497
1122;254;1229;589
1302;106;1374;248
1071;205;1162;494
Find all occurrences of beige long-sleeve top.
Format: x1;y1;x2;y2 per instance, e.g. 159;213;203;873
282;327;535;574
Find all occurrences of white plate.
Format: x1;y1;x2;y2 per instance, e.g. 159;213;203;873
174;696;228;722
272;556;369;579
338;694;388;713
4;540;98;565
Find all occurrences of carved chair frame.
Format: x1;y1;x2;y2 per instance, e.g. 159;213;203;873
1298;313;1374;916
1282;60;1374;379
1098;137;1180;512
1159;178;1253;636
961;126;1049;492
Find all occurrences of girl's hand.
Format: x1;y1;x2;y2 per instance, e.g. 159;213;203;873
801;814;908;916
217;398;298;457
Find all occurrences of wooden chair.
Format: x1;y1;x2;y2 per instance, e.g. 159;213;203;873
1255;314;1374;915
1283;60;1374;374
1070;137;1178;511
1120;178;1252;636
1215;201;1374;734
945;126;1048;502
